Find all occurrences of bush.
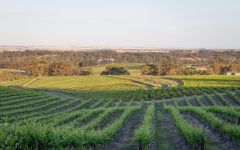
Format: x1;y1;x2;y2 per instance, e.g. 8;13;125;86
78;67;93;75
48;61;78;76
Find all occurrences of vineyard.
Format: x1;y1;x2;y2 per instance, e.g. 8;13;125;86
0;75;240;149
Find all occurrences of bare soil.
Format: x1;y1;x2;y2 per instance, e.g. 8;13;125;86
190;98;200;106
200;95;212;106
98;110;124;129
178;98;187;106
50;99;82;113
223;94;240;106
212;95;224;106
155;103;190;150
104;105;146;150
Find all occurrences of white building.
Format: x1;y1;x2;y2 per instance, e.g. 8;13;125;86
97;58;115;64
226;72;240;75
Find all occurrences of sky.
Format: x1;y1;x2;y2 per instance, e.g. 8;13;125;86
0;0;239;48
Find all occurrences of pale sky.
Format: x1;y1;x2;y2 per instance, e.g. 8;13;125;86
0;0;239;48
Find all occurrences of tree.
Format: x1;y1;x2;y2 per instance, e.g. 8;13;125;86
211;59;223;74
158;61;178;76
48;61;77;76
141;64;159;75
230;61;240;72
22;58;49;76
101;66;130;75
219;66;231;75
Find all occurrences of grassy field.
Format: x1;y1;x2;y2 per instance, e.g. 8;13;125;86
0;76;142;89
0;75;240;149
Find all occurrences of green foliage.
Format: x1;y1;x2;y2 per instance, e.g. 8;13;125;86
226;92;240;104
101;66;130;75
165;106;205;149
204;106;240;125
179;107;240;141
215;94;230;106
204;94;216;105
0;106;141;149
194;96;205;106
134;104;155;150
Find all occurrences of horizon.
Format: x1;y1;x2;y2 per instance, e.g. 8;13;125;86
0;45;239;50
0;0;240;48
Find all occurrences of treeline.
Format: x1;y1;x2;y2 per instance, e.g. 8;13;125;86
141;64;213;76
1;49;240;68
141;61;240;76
0;50;240;76
21;58;92;76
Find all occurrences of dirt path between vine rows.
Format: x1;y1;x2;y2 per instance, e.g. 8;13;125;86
42;89;76;99
212;95;225;106
200;95;212;106
223;94;240;106
155;103;190;150
182;113;240;150
177;98;187;106
190;97;200;106
104;105;147;150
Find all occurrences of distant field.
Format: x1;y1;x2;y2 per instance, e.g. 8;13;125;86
0;73;181;91
92;63;144;75
0;76;144;90
168;75;240;87
115;75;179;87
